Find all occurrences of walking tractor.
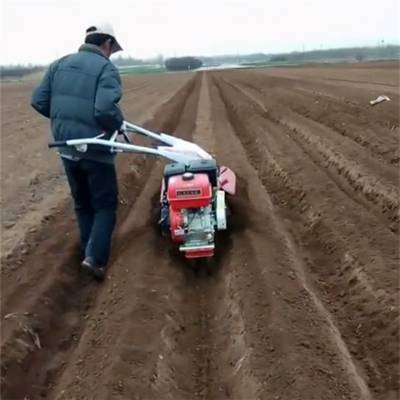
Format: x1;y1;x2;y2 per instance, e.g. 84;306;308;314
49;122;236;259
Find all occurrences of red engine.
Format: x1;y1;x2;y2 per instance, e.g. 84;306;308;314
167;173;212;210
159;160;235;259
167;173;212;255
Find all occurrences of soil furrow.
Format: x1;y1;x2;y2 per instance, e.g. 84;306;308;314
0;74;200;399
46;72;202;400
212;73;399;398
222;76;399;231
209;75;371;399
231;77;399;165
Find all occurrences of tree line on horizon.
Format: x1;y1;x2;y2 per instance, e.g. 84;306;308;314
267;44;399;64
1;45;399;77
112;44;399;67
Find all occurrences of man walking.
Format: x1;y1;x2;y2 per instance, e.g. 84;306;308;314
31;23;124;280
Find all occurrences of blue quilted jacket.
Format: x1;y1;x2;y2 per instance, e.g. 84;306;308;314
31;44;123;163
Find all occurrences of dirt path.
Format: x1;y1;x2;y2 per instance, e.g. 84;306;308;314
1;64;399;400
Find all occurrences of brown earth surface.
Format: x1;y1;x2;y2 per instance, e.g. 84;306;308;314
1;62;399;400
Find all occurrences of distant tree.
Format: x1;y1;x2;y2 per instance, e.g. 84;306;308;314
0;65;44;79
164;57;202;71
270;55;288;62
355;52;365;62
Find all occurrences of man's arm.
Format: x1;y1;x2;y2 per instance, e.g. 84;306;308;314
31;64;54;118
94;63;124;132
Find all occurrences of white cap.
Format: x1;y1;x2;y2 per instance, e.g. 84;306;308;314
85;22;123;54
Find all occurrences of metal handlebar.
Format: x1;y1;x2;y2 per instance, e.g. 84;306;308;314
47;121;213;164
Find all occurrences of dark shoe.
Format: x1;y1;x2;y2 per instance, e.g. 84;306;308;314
81;257;106;281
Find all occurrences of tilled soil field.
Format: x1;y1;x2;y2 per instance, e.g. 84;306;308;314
1;62;399;400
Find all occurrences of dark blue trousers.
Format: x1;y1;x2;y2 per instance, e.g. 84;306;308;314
62;158;118;266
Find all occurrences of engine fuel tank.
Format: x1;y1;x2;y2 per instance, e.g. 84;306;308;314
167;173;212;210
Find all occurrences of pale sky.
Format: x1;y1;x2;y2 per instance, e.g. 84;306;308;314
1;0;399;65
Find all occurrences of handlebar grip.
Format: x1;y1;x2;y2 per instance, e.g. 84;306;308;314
48;141;68;148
